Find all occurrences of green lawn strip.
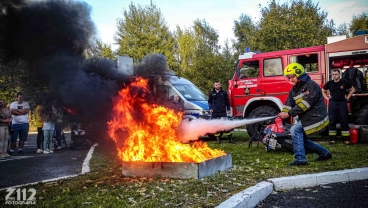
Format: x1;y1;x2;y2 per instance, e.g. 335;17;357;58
0;133;367;207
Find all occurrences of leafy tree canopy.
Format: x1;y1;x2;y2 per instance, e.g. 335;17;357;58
234;0;335;53
349;12;368;36
115;2;176;69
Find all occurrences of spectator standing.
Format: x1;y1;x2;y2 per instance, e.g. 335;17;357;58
322;69;355;145
0;100;12;158
42;111;56;154
9;93;30;155
208;80;233;144
278;63;332;166
51;100;63;150
34;98;47;153
168;94;185;113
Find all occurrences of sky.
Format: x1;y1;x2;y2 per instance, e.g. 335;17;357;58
83;0;368;50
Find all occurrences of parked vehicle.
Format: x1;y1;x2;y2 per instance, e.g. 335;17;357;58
228;34;368;141
138;74;211;120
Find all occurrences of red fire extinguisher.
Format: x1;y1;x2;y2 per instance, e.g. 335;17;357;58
275;117;285;133
349;127;359;144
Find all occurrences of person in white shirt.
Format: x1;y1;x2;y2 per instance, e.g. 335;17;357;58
9;93;30;155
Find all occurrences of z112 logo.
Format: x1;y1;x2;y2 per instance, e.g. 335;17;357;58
5;188;36;205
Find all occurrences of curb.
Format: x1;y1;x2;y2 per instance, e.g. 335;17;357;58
216;167;368;208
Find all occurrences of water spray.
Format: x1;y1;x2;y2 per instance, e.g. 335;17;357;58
179;116;277;142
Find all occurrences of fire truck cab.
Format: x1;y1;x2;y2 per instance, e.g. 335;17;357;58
229;34;368;141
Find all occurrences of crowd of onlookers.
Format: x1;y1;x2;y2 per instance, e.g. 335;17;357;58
0;93;64;158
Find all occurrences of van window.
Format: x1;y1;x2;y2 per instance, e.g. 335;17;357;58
290;54;319;72
264;58;283;76
239;61;259;78
156;85;170;103
173;84;208;101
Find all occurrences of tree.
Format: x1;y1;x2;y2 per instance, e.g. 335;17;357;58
335;23;350;37
115;2;175;69
349;12;368;36
253;0;334;52
95;40;115;60
177;19;231;93
84;40;116;60
233;14;258;55
192;19;220;54
173;26;197;75
0;60;48;107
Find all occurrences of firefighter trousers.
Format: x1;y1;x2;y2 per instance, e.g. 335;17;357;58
328;100;350;142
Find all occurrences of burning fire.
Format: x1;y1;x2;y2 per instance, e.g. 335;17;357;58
108;78;225;163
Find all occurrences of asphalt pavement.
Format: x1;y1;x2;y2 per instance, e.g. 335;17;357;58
0;132;90;189
217;167;368;208
258;179;368;208
1;132;368;208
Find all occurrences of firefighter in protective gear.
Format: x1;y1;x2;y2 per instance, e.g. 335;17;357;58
208;80;233;144
278;63;331;166
322;69;355;144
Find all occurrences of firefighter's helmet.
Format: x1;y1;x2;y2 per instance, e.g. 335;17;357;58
283;63;305;77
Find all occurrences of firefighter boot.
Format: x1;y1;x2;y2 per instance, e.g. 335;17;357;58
228;135;234;143
342;136;351;145
329;136;337;145
225;132;234;144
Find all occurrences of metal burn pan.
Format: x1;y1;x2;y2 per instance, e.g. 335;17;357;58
122;154;232;179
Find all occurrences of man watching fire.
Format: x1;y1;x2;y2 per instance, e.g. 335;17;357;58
9;92;30;155
208;80;233;144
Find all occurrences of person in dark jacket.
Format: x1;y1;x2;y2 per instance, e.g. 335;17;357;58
168;94;185;113
278;63;332;166
208;80;233;144
322;69;355;145
342;61;366;93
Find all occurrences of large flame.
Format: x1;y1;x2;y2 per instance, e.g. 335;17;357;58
108;78;225;163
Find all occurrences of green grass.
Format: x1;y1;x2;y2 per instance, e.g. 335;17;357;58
1;133;368;208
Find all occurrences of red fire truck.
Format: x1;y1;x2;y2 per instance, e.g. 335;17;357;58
228;34;368;140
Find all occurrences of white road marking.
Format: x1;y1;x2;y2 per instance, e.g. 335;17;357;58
81;143;99;174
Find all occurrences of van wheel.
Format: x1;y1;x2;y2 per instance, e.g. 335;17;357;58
356;104;368;125
246;106;278;141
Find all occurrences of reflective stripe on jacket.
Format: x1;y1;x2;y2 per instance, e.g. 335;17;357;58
282;76;329;135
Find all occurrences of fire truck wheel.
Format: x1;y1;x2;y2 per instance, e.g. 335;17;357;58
356;104;368;125
246;106;278;141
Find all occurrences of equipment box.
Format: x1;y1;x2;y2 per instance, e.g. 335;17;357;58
360;126;368;144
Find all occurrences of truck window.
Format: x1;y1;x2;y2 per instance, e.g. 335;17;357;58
290;54;318;72
239;61;259;78
263;58;283;76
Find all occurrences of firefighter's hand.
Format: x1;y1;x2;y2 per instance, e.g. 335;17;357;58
227;110;230;114
277;112;289;119
210;109;213;113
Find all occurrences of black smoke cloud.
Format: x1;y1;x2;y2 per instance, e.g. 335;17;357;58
0;0;95;63
0;0;172;142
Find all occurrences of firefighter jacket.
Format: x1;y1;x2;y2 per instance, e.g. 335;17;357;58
282;74;329;135
208;88;230;117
